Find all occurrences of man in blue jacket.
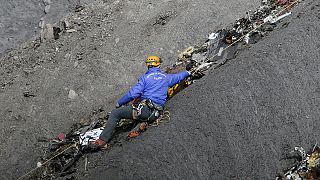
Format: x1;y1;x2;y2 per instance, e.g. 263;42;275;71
90;56;191;149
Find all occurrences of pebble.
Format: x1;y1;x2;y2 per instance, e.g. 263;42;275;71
40;24;54;42
43;0;51;6
66;29;77;33
44;5;51;14
115;38;120;44
68;89;78;99
39;18;45;29
74;61;79;67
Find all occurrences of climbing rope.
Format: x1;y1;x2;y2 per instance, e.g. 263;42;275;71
205;0;300;64
17;143;78;180
150;111;171;126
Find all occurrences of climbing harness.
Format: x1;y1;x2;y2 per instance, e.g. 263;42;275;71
132;99;163;121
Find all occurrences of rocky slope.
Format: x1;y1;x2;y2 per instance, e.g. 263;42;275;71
0;0;95;57
0;0;262;179
81;0;320;179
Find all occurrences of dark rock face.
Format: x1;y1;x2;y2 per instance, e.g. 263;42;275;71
83;1;320;179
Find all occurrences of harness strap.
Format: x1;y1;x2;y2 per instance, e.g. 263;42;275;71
132;99;162;121
132;103;144;120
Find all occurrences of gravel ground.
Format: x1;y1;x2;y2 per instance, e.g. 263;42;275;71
80;0;320;179
0;0;262;179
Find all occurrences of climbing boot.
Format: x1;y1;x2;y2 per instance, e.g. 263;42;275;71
127;122;147;138
88;138;108;151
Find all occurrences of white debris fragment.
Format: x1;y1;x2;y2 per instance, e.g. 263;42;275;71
68;89;78;99
79;128;104;146
264;12;292;24
208;33;219;40
115;38;120;44
244;34;250;44
66;29;77;33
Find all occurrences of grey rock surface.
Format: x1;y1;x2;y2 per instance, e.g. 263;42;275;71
80;0;320;179
0;0;95;57
3;0;318;179
0;0;261;178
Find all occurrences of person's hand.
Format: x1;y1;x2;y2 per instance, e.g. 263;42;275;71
187;67;198;75
115;103;121;108
186;62;195;71
186;61;198;75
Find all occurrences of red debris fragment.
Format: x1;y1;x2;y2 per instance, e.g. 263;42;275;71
57;133;65;141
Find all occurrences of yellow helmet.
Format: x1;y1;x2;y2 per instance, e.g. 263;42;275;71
145;56;162;67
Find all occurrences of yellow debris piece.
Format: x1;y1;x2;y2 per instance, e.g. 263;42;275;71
179;46;194;60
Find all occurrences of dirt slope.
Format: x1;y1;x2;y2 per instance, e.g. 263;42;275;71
0;0;261;179
0;0;94;57
81;0;320;179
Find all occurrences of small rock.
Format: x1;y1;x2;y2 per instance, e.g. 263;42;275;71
66;29;77;33
39;18;45;29
23;91;36;97
44;5;50;14
74;19;82;26
40;24;54;42
53;27;61;39
37;162;42;168
68;89;78;99
75;5;85;12
13;56;19;60
74;61;79;67
60;20;71;31
43;0;51;5
115;38;120;44
192;53;206;62
59;20;66;31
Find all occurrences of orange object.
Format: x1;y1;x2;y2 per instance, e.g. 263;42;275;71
88;138;108;150
91;139;106;146
128;131;140;138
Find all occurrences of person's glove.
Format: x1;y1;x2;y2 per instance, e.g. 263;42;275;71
186;61;198;75
186;62;195;71
115;103;121;108
188;67;198;75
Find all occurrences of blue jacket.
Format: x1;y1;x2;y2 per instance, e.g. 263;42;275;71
118;67;190;107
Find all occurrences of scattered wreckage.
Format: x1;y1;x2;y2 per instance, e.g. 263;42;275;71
18;0;301;179
277;145;320;180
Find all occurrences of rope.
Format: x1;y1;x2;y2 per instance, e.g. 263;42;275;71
205;0;300;64
17;143;77;180
150;111;171;126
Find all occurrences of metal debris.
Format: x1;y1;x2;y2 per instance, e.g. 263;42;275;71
277;145;320;180
79;127;104;146
177;0;299;76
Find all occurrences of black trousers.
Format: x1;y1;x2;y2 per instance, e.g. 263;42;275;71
99;105;157;142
